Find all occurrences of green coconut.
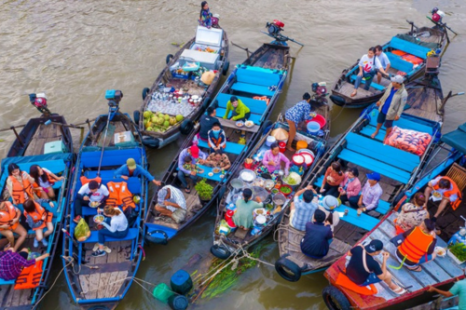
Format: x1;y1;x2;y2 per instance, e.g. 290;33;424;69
176;114;184;122
143;111;152;119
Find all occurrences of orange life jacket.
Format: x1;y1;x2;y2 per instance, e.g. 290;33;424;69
32;171;56;195
80;176;102;186
9;174;34;204
107;181;135;211
433;176;462;210
14;260;44;290
23;201;52;230
0;202;18;230
399;226;434;263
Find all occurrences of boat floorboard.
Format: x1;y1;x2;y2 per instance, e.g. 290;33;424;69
79;270;128;300
24;123;63;156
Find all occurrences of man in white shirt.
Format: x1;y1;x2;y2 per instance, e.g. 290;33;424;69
375;45;391;84
351;47;389;97
155;185;187;223
74;180;109;221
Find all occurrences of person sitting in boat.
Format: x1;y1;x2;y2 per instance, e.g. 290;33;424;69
74;180;109;222
207;122;227;153
178;145;207;193
394;219;437;272
262;142;291;176
199;107;219;141
92;206;129;257
427;279;466;309
29;164;64;200
290;185;319;231
0;246;49;281
346;240;406;295
222;96;251;122
155;185;187;224
349;172;383;215
0;200;27;252
233;189;263;230
395;192;429;233
300;209;333;259
375;45;391;84
114;158;162;186
284;93;314;152
199;1;212;28
350;47;388;98
7;163;36;205
338;167;361;206
370;75;408;140
316;195;340;231
423;175;462;220
320;161;345;197
200;150;231;170
23;199;54;248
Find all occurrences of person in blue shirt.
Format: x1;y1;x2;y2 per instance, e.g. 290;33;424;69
428;279;466;310
371;75;408;141
375;45;391;84
300;209;333;259
114;158;161;186
284;93;314;151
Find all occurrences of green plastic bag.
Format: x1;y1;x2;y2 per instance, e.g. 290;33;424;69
74;218;90;242
153;283;175;303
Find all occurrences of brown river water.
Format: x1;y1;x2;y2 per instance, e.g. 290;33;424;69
1;0;465;309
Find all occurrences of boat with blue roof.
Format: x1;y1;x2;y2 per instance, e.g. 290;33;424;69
62;90;149;310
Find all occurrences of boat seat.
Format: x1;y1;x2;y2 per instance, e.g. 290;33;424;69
216;93;268;114
0;279;15;286
18;160;66;175
385;52;414;73
345;132;420;172
349;75;385;91
215;109;262;125
80;148;143;169
192;164;226;182
197;139;246;155
389;37;431;60
82;173;143;195
84;170;117;179
335;204;379;231
231;82;274;97
236;64;284;75
338;149;410;184
81;203;140;217
369;109;434;134
235;67;281;87
359;125;386;142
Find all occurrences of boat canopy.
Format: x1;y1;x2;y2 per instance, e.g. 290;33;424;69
441;122;466;154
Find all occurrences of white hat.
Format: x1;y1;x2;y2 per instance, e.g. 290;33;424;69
391;75;405;84
322;195;339;210
36;93;47;99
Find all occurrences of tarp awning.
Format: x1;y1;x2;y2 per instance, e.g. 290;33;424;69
441;123;466;154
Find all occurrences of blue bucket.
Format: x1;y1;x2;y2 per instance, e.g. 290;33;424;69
306;121;320;134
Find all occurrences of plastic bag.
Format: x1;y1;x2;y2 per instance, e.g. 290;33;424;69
384;126;432;156
74;218;91;242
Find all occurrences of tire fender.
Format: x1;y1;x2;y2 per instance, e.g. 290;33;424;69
210;244;231;260
133;110;141;126
322;285;351;310
275;254;302;282
166;54;174;65
180;120;194;135
142;136;160;149
142;87;151;100
222;61;230;76
145;230;168;245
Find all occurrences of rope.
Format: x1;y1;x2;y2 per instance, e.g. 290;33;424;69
34;256;74;306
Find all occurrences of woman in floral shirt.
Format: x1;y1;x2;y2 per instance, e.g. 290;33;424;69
396;192;429;232
284;93;313;151
199;1;212;28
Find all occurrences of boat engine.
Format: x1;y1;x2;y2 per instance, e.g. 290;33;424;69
105;89;123;120
310;82;329;107
29;92;51;115
263;19;304;46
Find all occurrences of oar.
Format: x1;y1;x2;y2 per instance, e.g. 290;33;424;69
426;16;458;35
231;41;250;58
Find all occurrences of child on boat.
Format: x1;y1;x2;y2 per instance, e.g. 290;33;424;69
207;122;227;153
23;199;55;248
29;164;64;200
199;1;212;28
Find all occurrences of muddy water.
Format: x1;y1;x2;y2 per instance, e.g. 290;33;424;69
1;0;465;309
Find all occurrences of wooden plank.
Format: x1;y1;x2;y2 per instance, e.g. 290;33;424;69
97;272;111;299
87;273;100;300
104;271;120;298
107;271;128;297
0;285;11;307
433;238;465;278
216;117;259;133
107;241;120;264
79;274;91;299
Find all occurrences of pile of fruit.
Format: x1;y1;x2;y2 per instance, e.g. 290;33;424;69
143;110;184;133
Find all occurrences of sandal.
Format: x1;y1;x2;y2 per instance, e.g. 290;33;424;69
390;286;406;295
185;186;191;194
408;266;422;272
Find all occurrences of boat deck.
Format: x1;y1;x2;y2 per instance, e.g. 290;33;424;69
24;122;64;156
404;82;443;123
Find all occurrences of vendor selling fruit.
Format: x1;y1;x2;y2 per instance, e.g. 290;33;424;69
222;96;251;121
262;142;290;176
114;158;162;186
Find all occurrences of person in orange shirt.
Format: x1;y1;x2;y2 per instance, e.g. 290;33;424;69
320;161;345;197
0;200;27;251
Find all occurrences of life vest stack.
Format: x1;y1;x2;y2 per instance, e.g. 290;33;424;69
14;261;44;290
107;181;136;211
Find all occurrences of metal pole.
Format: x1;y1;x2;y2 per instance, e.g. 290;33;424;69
97;111;112;176
10;126;24;146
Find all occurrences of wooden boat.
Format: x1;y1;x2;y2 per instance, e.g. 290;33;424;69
275;103;443;282
210;120;328;259
407;296;459;310
330;18;448;109
143;27;299;245
135;23;229;149
322;123;466;310
0;110;74;308
62;92;149;310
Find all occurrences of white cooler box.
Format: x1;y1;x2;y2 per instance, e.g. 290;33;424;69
179;50;220;71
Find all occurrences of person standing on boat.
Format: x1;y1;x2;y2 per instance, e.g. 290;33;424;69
338;167;361;205
233;189;263;230
222;96;251;122
92;206;129;257
6;163;36;205
350;47;388;98
375;45;391;84
207;122;227;153
423;176;462;220
395;192;429;233
0;200;27;252
349;172;383;215
427;279;466;310
29;165;64;200
262;142;291;175
320;161;345;197
284;93;314;152
155;185;187;223
394;219;437;272
74;180;109;221
290;185;319;231
178;145;207;193
199;107;219;141
346;240;406;294
114;158;162;186
0;247;49;281
301;209;333;259
199;1;212;28
370;75;408;140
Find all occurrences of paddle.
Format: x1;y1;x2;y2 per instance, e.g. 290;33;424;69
426;16;457;35
231;41;250;58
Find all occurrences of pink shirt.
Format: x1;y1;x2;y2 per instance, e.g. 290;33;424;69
262;150;291;174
